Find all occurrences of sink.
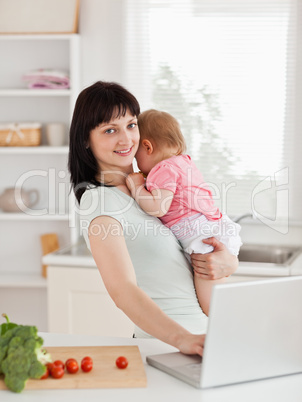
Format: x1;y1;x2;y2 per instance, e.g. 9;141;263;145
237;244;302;277
238;244;301;265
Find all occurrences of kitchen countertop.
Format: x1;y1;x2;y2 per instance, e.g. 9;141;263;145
43;241;302;277
43;241;96;267
1;332;302;402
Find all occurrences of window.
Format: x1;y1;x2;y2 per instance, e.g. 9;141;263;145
124;0;302;230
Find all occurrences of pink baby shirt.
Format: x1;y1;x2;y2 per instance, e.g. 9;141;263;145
146;155;222;228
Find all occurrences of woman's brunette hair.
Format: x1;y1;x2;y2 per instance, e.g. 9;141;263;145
68;81;140;203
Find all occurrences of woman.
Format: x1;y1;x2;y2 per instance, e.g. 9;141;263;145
68;81;238;356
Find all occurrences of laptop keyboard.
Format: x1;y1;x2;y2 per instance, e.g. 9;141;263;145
175;362;202;380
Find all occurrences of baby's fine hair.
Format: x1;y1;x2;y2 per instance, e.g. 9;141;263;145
138;109;186;154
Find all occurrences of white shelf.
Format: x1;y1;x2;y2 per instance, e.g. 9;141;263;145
0;33;80;304
0;146;68;155
0;273;47;288
0;34;78;41
0;89;71;96
0;213;69;221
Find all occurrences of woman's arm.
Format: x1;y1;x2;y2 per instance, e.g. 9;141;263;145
190;237;239;280
126;172;173;217
89;215;205;356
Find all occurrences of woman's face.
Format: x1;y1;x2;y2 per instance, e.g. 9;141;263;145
88;110;140;174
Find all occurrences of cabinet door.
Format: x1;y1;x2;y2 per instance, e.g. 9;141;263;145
47;266;134;337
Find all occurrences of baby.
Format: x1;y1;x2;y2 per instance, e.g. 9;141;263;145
126;109;242;314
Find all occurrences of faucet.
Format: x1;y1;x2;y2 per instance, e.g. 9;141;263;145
233;212;256;223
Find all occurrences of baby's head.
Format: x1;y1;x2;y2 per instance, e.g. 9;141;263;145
135;109;186;175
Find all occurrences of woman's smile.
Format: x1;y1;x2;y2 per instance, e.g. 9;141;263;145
114;146;133;156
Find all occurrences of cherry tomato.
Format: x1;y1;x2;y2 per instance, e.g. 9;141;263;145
53;360;65;370
46;362;54;373
81;357;93;372
50;365;64;379
82;356;93;363
115;356;128;369
66;358;79;374
40;366;49;380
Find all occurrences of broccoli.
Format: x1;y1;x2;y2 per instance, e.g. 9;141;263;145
0;315;52;393
0;314;18;336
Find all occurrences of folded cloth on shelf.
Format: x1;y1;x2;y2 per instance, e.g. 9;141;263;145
22;69;70;89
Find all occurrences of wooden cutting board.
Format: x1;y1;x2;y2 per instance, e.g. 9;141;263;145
0;346;147;390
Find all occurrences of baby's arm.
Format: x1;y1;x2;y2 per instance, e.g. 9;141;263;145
126;172;174;217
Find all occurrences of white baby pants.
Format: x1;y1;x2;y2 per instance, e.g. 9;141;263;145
170;213;242;256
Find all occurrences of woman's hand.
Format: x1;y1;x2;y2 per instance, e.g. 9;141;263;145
190;237;239;280
173;333;206;357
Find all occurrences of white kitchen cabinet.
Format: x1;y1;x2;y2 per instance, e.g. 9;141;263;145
46;265;266;337
44;242;280;336
47;266;135;337
0;35;80;330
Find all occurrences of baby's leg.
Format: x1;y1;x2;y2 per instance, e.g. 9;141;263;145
194;274;226;316
183;237;214;255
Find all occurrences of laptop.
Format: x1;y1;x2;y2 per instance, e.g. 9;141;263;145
146;276;302;388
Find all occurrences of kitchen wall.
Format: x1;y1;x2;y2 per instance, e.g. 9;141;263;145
77;0;302;247
79;0;124;87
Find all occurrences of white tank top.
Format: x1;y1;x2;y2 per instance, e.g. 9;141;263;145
80;185;208;337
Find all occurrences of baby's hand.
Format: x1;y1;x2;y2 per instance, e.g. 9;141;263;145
126;172;145;194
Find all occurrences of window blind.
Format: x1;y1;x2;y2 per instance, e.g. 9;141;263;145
123;0;302;228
